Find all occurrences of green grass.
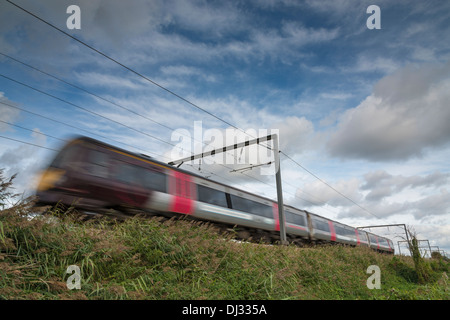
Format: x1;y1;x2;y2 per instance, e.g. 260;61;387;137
0;203;448;300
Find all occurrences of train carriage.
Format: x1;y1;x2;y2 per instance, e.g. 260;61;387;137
333;222;358;246
283;207;310;240
356;229;370;247
308;213;336;243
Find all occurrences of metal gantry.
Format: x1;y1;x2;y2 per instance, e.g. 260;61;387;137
357;223;410;255
168;133;287;244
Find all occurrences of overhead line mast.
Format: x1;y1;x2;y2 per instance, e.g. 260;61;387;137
169;133;287;244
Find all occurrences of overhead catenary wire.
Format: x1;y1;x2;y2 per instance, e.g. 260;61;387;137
280;152;380;217
4;0;380;220
0;119;68;143
0;134;58;152
280;151;381;219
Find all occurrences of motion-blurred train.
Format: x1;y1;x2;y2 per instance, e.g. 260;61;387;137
36;136;394;253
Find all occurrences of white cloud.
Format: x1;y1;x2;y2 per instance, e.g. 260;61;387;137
327;61;450;161
275;116;317;156
409;188;450;220
0;130;48;197
246;22;339;62
73;72;147;90
0;92;21;132
295;177;363;208
342;56;399;74
320;92;353;100
125;11;340;66
362;170;450;201
160;65;217;83
162;0;245;37
281;21;340;45
416;224;450;254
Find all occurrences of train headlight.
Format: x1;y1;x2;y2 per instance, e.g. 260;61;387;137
36;168;66;192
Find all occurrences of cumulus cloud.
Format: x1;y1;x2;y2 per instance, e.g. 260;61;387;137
408;189;450;220
362;170;450;202
274;116;317;155
327;61;450;161
295;177;363;208
416;224;450;253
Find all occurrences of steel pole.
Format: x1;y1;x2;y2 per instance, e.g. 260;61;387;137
273;134;287;244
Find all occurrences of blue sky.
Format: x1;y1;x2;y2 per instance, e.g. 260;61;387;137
1;0;449;255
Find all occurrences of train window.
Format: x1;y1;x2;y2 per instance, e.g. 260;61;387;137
313;219;330;232
369;234;378;244
285;211;306;226
358;230;368;242
142;168;167;193
115;163;140;185
88;150;109;178
197;185;228;208
51;144;82;169
335;225;356;238
230;194;273;218
335;225;345;236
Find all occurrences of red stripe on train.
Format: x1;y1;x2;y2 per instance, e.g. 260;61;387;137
169;171;195;215
171;195;194;215
328;221;336;241
273;203;280;231
355;229;361;245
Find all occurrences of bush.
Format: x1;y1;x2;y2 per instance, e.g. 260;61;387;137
389;256;418;283
0;169;18;209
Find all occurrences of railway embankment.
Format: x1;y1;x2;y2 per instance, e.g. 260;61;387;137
0;200;448;300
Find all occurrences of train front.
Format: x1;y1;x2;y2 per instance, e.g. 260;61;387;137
35;137;95;209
